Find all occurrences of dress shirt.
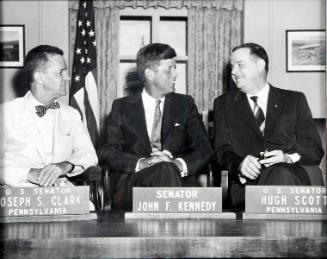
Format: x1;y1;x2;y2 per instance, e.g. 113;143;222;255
27;93;84;175
135;90;188;177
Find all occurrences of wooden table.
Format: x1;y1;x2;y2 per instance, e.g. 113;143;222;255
1;212;326;258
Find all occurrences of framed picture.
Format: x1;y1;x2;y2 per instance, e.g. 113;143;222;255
0;25;25;68
286;30;325;72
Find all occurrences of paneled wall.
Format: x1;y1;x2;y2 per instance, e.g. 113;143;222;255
0;0;69;103
244;0;326;118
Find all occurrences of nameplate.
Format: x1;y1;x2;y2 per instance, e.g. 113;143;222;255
245;186;327;214
132;187;221;213
0;186;90;216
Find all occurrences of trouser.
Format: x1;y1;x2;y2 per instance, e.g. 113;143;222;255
229;163;311;210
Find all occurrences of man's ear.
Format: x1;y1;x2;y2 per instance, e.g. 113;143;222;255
257;59;266;72
144;68;154;81
33;71;44;85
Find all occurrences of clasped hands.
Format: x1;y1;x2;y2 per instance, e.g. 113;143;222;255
239;150;292;180
139;149;182;171
27;161;73;187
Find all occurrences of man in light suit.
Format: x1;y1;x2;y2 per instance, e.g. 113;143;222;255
213;43;324;209
98;43;212;210
0;45;98;187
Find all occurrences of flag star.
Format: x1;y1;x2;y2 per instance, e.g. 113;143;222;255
86;21;91;27
81;29;86;36
74;75;80;82
83;1;87;8
85;49;88;54
88;30;95;37
76;48;81;55
84;41;87;45
87;57;91;63
80;57;85;64
85;12;88;17
93;40;96;46
78;20;83;27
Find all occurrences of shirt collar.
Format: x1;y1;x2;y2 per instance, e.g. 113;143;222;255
142;89;165;104
247;83;270;101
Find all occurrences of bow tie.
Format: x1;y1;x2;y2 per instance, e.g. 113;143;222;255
35;102;60;117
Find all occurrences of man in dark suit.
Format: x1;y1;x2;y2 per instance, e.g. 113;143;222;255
98;43;212;210
213;42;324;209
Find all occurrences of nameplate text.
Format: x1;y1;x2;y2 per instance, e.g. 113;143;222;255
132;187;221;213
0;186;90;216
245;186;327;214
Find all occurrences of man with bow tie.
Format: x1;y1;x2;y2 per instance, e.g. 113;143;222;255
213;43;324;209
98;43;212;210
0;45;98;187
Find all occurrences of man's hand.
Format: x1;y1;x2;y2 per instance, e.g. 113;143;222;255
27;162;73;187
138;150;183;171
239;155;261;180
259;150;292;167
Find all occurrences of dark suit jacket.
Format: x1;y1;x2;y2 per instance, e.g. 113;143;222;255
98;92;213;188
213;85;324;182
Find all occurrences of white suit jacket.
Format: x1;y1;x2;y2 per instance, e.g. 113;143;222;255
0;91;98;187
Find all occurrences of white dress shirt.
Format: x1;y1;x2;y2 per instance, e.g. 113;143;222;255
135;90;188;177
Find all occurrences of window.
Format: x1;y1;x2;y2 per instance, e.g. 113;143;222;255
118;7;188;97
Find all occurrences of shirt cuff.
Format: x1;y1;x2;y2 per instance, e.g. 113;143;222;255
175;158;188;177
286;153;301;163
135;158;145;173
239;174;247;184
66;162;84;177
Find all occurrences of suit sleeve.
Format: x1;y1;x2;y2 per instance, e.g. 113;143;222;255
97;100;140;174
66;109;98;177
175;96;213;175
293;93;324;165
213;96;243;175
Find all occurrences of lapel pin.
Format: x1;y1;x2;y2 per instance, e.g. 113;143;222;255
274;104;278;108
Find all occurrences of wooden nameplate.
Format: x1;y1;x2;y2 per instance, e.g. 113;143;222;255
125;187;236;219
242;213;327;220
244;186;327;220
125;212;236;219
0;213;97;223
0;186;95;223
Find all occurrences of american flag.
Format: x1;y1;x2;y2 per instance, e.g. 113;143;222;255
70;0;99;148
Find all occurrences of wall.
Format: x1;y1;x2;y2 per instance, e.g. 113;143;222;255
0;0;325;117
244;0;326;118
0;0;69;103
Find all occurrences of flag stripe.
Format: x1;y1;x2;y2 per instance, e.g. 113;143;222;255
70;0;99;148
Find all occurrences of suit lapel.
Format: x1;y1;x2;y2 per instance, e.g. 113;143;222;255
161;94;178;144
129;95;152;154
234;90;264;140
264;85;284;139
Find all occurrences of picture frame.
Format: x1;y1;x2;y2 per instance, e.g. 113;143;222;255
286;30;325;72
0;25;25;68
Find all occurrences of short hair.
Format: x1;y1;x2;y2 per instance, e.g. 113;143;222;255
24;45;64;87
232;43;269;73
136;43;177;81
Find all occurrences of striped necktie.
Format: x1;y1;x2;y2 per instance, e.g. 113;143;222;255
250;96;265;135
150;100;162;151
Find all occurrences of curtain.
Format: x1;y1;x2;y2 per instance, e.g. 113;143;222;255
188;6;242;112
69;0;243;124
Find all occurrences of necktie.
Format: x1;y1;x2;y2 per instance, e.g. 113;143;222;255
35;102;60;117
150;100;162;151
250;96;265;135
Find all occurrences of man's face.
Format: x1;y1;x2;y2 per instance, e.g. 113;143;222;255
149;58;178;96
40;54;70;98
231;48;263;94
